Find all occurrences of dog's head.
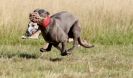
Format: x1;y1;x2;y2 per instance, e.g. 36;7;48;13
22;9;50;39
33;9;50;17
29;9;50;24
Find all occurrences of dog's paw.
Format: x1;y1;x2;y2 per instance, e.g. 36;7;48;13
40;48;47;52
61;51;71;56
61;52;68;56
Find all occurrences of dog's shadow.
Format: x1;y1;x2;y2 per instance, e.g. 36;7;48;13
49;57;63;62
18;53;38;59
19;53;63;62
0;52;38;59
0;52;64;62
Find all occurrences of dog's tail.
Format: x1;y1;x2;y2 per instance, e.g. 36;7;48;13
78;37;94;48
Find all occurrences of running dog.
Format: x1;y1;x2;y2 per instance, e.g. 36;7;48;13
29;9;94;56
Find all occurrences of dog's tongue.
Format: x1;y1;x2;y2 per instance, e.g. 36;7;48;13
42;16;51;28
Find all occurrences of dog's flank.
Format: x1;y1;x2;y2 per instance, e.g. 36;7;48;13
29;9;94;56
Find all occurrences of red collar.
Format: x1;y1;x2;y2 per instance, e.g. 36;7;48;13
42;16;51;28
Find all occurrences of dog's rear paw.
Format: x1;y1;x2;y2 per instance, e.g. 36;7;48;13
61;51;71;56
40;48;47;52
61;52;68;56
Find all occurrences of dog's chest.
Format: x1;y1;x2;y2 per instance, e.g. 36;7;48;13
41;24;68;43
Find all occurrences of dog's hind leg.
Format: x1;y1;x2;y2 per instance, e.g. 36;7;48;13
60;42;68;56
67;21;81;52
53;43;61;51
53;43;68;56
67;38;79;52
40;43;53;52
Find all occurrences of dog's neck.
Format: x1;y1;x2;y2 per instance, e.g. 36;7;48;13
41;16;51;28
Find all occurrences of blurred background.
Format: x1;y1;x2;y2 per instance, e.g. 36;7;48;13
0;0;133;45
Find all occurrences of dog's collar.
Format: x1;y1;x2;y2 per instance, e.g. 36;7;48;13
42;16;51;28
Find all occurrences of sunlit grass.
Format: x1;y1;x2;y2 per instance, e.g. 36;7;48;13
0;44;132;78
0;0;133;45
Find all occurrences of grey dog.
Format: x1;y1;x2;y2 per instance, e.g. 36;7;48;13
29;9;94;56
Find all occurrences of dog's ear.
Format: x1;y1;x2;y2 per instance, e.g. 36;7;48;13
29;13;32;17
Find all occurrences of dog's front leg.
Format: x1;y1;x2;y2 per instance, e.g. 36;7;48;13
53;43;62;52
40;43;53;52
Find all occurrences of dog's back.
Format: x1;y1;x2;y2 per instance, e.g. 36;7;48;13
51;11;78;33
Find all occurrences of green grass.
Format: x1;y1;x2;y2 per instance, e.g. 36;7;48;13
0;44;132;78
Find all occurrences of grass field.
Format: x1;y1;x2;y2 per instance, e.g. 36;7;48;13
0;0;133;78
